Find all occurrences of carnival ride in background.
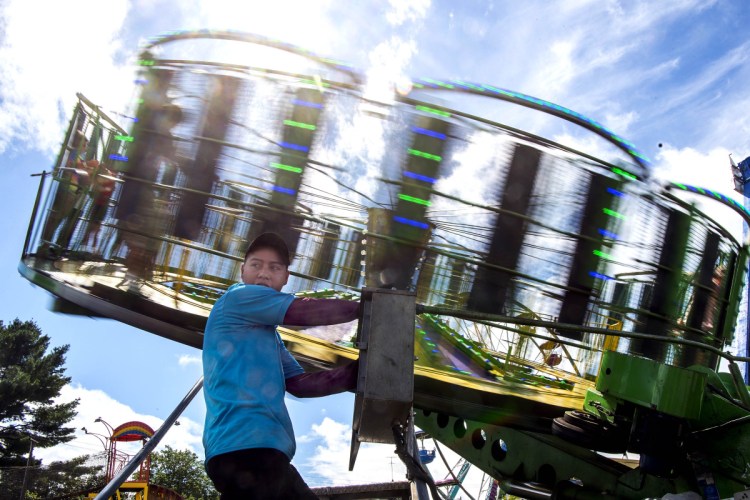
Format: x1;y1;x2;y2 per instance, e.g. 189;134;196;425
80;420;183;500
18;31;750;499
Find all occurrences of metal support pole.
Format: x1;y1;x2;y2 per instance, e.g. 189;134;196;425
19;437;37;500
22;173;47;258
406;410;433;500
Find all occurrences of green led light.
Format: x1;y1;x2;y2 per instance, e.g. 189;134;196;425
674;183;687;190
415;105;451;117
138;59;155;66
423;77;454;89
612;167;637;180
270;162;303;173
300;78;330;88
398;194;431;206
136;98;144;104
413;82;424;88
283;120;316;131
603;208;626;219
593;249;613;259
115;135;134;142
408;148;442;161
455;80;484;91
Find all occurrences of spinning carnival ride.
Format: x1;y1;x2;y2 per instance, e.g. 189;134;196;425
18;31;750;499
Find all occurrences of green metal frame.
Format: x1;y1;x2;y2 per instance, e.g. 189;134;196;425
414;408;692;499
596;350;707;419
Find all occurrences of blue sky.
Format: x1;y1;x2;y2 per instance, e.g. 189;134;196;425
2;0;750;492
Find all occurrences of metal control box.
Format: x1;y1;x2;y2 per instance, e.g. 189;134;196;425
349;288;416;469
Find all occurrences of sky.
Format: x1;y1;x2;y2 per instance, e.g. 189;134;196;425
2;0;750;496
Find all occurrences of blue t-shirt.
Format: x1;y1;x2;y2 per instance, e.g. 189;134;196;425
202;283;303;462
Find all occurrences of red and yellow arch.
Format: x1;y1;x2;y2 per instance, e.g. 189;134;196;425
110;421;155;442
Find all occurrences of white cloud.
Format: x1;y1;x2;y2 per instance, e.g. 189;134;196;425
596;0;716;40
35;384;204;465
386;0;431;27
298;417;406;486
551;130;637;167
433;129;506;212
364;36;418;104
0;0;133;156
537;38;578;96
180;0;337;56
299;415;491;495
177;353;201;367
603;110;638;139
652;40;750;119
300;416;404;485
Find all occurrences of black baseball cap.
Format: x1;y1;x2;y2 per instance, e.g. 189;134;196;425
244;232;291;266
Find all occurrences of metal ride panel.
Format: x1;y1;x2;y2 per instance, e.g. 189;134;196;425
349;289;416;469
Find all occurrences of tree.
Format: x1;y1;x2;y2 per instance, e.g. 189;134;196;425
0;454;105;500
0;319;79;491
25;454;105;499
148;446;218;500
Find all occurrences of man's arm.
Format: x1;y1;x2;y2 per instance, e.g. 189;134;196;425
285;360;358;398
282;297;358;326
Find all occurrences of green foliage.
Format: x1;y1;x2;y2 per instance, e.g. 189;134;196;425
149;446;218;500
0;319;78;467
30;455;104;499
0;454;104;500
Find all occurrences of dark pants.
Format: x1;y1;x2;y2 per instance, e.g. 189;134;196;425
206;448;318;500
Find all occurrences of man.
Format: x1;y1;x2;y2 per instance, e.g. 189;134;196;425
203;232;360;499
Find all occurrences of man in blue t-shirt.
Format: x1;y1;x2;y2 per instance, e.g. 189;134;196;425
203;232;360;499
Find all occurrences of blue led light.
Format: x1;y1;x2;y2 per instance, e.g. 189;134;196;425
272;186;296;195
292;98;323;109
597;228;619;239
279;141;309;152
403;171;436;183
677;183;750;219
453;80;484;91
134;79;148;85
607;187;625;197
109;154;129;161
412;126;446;140
393;216;429;229
589;271;613;280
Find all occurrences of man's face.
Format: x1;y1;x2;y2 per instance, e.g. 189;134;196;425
241;247;290;291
